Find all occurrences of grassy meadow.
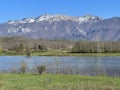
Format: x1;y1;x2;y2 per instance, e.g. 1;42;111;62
0;74;120;90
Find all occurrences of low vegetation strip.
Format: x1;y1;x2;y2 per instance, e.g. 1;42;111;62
0;74;120;90
1;49;120;56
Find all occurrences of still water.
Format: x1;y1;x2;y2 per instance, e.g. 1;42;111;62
0;56;120;76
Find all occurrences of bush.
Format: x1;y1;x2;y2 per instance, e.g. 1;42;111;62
20;61;27;74
11;68;17;74
37;65;46;74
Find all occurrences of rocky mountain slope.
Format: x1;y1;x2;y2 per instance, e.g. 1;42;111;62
0;14;119;41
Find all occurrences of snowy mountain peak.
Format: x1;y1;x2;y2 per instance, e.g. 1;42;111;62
7;18;35;24
22;18;35;23
6;14;102;25
79;14;103;24
35;14;78;22
7;20;17;24
35;14;53;22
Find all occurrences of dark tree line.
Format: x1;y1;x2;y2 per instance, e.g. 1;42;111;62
71;41;120;53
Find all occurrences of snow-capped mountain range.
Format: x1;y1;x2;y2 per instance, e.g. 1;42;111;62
7;14;101;24
0;14;120;41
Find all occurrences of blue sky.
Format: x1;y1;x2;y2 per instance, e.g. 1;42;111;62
0;0;120;22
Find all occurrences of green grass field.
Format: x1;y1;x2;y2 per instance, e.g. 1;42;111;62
0;74;120;90
1;49;120;56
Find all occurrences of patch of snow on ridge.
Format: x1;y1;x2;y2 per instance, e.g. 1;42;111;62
7;18;35;24
21;28;31;33
78;29;87;36
79;14;103;24
22;18;35;23
7;20;17;24
8;28;17;33
35;14;78;22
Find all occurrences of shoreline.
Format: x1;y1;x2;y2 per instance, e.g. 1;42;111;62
0;50;120;56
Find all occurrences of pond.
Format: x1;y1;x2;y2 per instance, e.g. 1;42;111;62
0;56;120;76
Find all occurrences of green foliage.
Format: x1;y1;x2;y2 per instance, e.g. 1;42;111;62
0;48;3;53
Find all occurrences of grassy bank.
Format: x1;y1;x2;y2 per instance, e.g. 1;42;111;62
0;49;120;56
32;50;120;56
0;74;120;90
